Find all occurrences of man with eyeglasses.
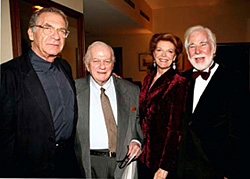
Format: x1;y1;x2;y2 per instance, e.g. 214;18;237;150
0;7;82;177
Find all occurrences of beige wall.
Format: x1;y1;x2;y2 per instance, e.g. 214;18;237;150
153;1;250;43
86;34;153;82
1;0;13;64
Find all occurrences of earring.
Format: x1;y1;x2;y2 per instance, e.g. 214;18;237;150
172;61;176;70
153;60;156;67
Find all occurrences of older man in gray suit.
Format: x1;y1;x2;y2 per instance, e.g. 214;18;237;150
74;41;143;178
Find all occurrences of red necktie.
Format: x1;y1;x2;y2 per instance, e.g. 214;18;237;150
192;62;215;80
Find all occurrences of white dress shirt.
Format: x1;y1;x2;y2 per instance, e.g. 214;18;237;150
89;76;117;149
193;62;219;113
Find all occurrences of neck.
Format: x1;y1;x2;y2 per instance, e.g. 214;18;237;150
44;56;56;63
157;67;170;76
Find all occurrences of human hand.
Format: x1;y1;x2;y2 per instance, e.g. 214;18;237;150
154;168;168;179
127;141;141;159
112;72;122;78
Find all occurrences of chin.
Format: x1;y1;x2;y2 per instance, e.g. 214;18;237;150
193;61;211;71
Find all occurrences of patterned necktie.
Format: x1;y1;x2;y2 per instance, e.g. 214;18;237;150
100;88;117;153
192;62;215;80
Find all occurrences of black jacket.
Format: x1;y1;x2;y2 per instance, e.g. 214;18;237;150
178;63;249;179
0;52;78;177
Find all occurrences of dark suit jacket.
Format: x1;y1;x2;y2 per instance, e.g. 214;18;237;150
74;75;143;178
139;68;189;172
179;63;249;179
0;52;78;177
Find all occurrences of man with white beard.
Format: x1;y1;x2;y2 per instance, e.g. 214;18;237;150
177;25;249;179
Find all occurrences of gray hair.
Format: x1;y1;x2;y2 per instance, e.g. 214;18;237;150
184;25;216;54
84;41;116;65
29;7;69;31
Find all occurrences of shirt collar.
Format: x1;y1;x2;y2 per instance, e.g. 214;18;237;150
90;75;113;92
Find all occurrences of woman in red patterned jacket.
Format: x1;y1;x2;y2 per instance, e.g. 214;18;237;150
138;33;189;179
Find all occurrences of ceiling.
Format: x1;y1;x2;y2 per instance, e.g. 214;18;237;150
83;0;152;36
145;0;229;9
84;0;232;36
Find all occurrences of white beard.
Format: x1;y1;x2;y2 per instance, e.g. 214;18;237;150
189;53;214;71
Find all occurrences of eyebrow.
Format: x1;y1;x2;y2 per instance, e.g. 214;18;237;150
42;23;67;30
188;39;209;46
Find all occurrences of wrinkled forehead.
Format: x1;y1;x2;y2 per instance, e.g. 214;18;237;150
90;45;112;58
37;12;66;27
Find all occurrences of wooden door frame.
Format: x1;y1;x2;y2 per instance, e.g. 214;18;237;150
9;0;85;77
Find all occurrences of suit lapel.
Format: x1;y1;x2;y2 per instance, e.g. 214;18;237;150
113;77;129;158
20;55;54;129
76;76;90;146
184;69;196;117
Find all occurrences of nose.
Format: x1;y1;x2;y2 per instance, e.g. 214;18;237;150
50;29;60;40
99;61;106;69
161;51;167;56
195;46;201;54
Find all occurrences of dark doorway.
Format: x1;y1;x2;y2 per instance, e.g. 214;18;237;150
214;43;250;90
112;47;123;76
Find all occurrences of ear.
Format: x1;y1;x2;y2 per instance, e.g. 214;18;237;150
85;61;90;72
213;44;217;54
27;28;34;41
173;55;177;61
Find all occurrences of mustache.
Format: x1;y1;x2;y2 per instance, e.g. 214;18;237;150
192;54;206;59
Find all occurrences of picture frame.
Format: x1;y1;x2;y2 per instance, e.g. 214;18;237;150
139;53;153;71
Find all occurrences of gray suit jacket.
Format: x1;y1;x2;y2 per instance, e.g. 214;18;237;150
74;75;143;178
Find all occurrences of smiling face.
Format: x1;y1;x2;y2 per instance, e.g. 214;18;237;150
153;40;176;73
27;12;66;62
187;30;216;71
86;44;114;86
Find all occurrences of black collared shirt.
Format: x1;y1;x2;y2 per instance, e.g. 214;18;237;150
29;49;74;142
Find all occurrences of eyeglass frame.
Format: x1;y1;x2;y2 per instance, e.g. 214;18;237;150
31;24;70;38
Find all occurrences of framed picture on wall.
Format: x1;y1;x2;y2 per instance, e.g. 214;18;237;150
139;53;153;71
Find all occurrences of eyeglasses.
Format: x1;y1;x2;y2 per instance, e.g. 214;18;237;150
32;24;70;38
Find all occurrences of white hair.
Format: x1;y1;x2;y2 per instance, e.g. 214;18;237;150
184;25;216;57
84;41;115;65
